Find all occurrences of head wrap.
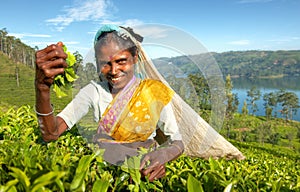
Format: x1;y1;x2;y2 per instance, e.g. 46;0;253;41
93;24;245;160
94;25;143;46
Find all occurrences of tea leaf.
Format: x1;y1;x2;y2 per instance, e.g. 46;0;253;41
92;179;110;192
52;44;78;98
187;174;204;192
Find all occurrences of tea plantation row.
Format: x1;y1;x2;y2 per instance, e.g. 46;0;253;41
0;105;299;191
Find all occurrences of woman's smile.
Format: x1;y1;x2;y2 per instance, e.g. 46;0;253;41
109;73;125;85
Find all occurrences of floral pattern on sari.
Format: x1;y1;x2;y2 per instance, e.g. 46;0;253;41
96;78;174;143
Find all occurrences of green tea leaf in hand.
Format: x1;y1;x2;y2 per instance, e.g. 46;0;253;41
53;43;79;98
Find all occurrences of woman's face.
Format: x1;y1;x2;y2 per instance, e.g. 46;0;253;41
96;41;137;94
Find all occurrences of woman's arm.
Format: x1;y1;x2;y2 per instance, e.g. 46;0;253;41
94;134;157;165
139;140;184;181
35;43;69;141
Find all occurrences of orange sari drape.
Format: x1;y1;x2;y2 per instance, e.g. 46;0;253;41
96;78;174;143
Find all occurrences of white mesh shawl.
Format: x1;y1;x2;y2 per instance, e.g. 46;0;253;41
93;25;245;160
135;43;245;160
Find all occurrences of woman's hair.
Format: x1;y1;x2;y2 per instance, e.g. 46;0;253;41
94;30;138;58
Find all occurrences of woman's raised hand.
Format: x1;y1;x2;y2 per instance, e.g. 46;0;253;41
35;42;68;88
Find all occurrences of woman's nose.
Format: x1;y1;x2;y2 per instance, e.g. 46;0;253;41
110;63;119;74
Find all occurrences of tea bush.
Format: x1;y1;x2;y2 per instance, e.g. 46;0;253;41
0;106;299;191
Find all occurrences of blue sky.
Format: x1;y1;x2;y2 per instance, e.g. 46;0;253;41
1;0;299;58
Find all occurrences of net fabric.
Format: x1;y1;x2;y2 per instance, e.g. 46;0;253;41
95;25;245;160
135;42;245;160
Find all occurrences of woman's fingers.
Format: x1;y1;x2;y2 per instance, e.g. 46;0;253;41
38;58;68;71
35;43;68;85
36;49;67;64
147;164;166;182
36;44;59;58
36;44;67;63
140;154;151;170
36;59;66;79
140;159;161;176
57;41;64;47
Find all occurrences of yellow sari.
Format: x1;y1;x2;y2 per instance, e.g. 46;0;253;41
96;78;174;143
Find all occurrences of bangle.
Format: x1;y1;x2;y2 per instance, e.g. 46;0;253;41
169;143;183;154
34;104;54;116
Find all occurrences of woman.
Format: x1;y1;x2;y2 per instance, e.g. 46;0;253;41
35;24;185;181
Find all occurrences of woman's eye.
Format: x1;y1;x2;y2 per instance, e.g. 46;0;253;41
100;61;110;66
117;59;127;65
100;63;110;69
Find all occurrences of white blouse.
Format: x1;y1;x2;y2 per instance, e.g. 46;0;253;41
58;80;182;141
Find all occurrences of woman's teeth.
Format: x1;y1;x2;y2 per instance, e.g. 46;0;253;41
111;77;121;81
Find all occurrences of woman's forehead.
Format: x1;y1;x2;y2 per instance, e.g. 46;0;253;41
97;42;120;58
97;45;130;61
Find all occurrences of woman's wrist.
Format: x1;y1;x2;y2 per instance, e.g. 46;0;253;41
169;143;184;155
34;104;54;116
35;79;51;92
165;141;184;161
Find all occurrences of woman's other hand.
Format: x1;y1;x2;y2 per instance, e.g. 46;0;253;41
139;140;184;182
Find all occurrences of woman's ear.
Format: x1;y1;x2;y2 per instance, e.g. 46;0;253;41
133;52;138;63
133;51;138;64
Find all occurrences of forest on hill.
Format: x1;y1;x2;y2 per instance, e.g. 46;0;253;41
153;50;300;78
1;28;300;79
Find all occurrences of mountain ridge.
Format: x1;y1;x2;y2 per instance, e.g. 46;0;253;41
152;49;300;78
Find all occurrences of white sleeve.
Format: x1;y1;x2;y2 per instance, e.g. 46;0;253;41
57;84;94;130
158;102;182;141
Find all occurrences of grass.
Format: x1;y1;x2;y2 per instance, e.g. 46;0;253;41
0;51;72;111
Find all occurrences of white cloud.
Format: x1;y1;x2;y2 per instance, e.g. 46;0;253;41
46;0;113;31
29;41;79;46
8;33;51;38
134;25;170;39
87;19;145;40
122;19;144;28
228;40;250;45
94;19;144;29
267;36;300;44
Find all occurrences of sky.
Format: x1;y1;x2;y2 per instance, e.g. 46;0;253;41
1;0;300;59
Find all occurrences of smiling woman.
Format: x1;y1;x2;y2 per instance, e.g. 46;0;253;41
34;24;245;182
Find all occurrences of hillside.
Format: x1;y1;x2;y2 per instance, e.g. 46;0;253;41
0;51;35;107
153;50;300;78
0;52;72;111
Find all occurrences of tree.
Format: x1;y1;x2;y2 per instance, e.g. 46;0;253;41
246;86;261;115
256;122;271;144
0;28;36;69
296;124;300;140
223;74;239;138
0;28;8;52
263;92;279;120
188;73;211;110
267;133;280;146
277;90;299;121
73;51;83;72
225;75;239;118
241;100;248;115
75;63;97;87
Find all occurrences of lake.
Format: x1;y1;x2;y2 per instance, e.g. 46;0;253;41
231;76;300;121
